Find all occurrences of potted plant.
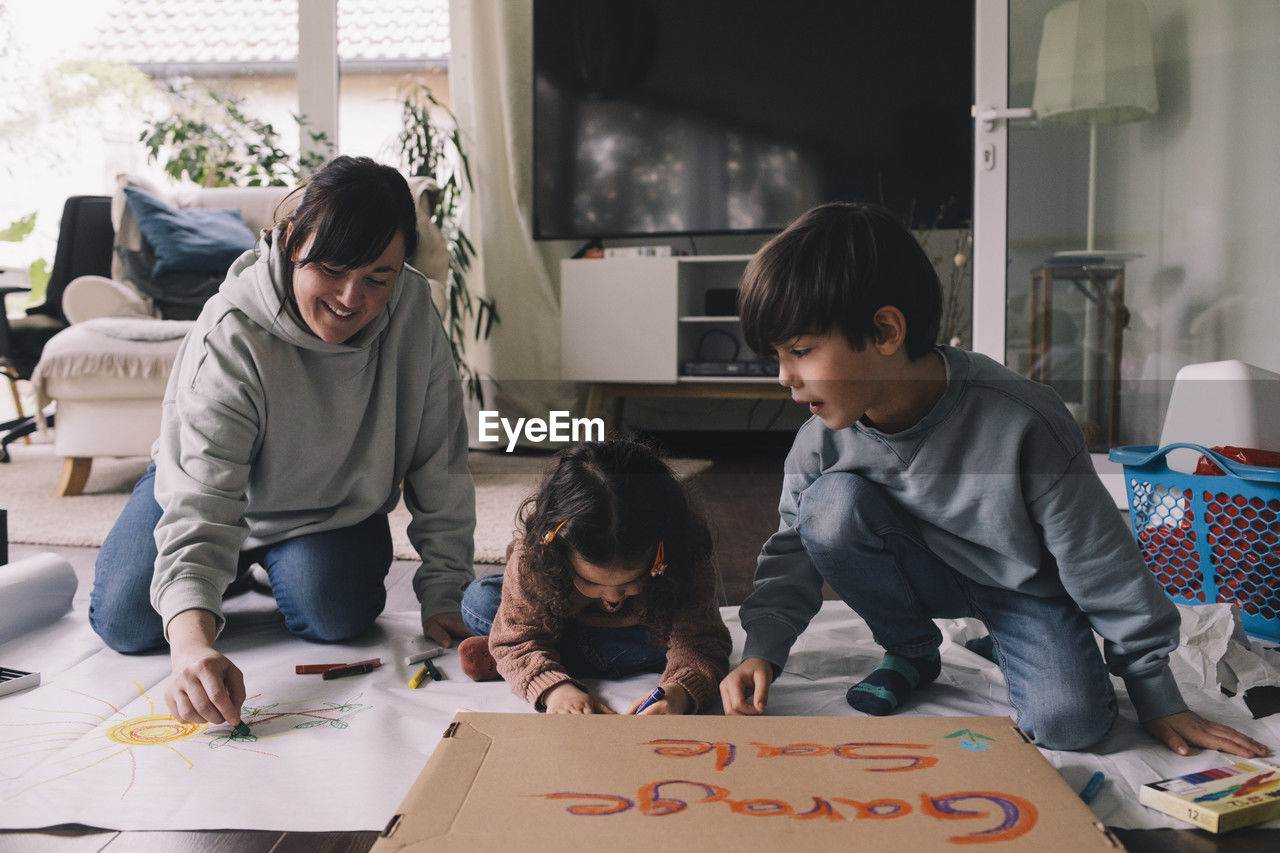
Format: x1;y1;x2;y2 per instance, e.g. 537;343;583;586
139;82;332;188
0;213;49;306
395;82;498;405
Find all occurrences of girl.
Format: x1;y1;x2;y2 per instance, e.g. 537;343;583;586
458;440;731;715
90;156;476;728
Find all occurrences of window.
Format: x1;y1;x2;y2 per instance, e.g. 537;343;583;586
0;0;453;298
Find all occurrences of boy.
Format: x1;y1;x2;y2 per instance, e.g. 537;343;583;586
719;202;1268;757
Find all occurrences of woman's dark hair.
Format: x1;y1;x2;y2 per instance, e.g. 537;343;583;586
278;155;418;269
738;201;942;360
515;439;716;641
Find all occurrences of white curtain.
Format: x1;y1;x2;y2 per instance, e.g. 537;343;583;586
449;0;578;442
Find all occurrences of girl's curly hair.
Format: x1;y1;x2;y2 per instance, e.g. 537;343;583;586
515;439;716;642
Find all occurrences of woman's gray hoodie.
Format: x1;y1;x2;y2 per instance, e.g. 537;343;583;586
150;228;475;639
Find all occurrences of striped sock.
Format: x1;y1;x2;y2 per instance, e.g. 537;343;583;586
846;652;941;716
963;635;1001;665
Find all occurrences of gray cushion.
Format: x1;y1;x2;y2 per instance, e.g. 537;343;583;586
116;245;225;321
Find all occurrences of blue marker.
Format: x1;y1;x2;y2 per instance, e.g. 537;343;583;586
1079;771;1105;804
633;685;666;714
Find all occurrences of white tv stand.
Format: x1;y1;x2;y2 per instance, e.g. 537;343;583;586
561;255;789;426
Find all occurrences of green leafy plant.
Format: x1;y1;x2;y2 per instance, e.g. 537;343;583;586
0;212;50;306
395;83;498;404
139;83;333;188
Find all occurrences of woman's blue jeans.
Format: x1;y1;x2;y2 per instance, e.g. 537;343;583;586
798;472;1118;751
90;463;393;653
461;574;667;679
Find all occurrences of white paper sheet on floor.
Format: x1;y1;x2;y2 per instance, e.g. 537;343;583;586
1;569;1277;832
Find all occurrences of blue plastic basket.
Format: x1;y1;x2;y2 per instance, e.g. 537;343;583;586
1110;443;1280;642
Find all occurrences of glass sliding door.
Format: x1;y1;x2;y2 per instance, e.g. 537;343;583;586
976;0;1280;452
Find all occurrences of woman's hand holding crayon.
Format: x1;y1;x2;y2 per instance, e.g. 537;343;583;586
544;681;616;714
164;609;246;726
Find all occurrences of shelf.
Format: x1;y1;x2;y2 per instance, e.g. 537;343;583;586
677;375;780;384
562;254;754;384
671;254;753;263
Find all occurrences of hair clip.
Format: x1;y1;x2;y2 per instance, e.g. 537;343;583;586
650;541;667;577
543;519;569;544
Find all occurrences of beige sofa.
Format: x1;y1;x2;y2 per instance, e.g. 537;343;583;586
33;172;448;496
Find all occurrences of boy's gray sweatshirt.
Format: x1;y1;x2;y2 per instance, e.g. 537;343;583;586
739;346;1186;723
150;228;475;639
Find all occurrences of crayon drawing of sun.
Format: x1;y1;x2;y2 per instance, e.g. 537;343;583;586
106;714;207;747
0;681;367;804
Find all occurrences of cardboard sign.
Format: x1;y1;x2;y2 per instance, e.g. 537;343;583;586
373;712;1120;851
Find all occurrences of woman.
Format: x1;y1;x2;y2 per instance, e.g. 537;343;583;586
90;156;475;727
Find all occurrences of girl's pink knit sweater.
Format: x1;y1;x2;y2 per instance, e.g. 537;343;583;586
488;544;732;712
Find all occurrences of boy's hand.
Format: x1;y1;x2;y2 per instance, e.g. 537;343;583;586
628;683;692;716
544;682;616;715
720;657;773;715
1144;710;1271;758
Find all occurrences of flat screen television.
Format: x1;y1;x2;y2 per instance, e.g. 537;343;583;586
532;0;974;241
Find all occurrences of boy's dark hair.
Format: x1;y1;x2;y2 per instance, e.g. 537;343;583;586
738;202;942;360
515;439;716;642
278;155;419;270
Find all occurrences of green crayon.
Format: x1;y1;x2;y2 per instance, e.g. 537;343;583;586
232;721;251;737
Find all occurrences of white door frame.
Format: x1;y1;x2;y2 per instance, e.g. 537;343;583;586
971;0;1011;362
970;1;1129;504
298;0;339;166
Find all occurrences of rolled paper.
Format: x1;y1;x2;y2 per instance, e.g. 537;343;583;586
0;553;78;644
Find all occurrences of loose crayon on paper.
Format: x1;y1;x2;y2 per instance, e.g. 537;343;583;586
298;657;380;675
408;665;430;689
296;663;343;674
322;660;382;680
423;660;444;681
1079;771;1105;804
633;685;665;714
404;647;447;667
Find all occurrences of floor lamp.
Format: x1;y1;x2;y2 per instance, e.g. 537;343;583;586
1031;0;1158;434
1032;0;1158;254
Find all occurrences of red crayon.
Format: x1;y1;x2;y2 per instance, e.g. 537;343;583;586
297;657;381;675
296;663;342;674
322;659;382;680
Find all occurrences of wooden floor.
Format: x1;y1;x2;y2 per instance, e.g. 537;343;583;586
3;430;1277;851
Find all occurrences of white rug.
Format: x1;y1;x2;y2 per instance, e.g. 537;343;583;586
0;441;712;564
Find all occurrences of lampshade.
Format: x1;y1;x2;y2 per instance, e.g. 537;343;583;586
1032;0;1158;126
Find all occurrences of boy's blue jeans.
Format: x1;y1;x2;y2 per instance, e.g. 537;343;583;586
90;463;392;653
798;472;1118;751
461;574;667;678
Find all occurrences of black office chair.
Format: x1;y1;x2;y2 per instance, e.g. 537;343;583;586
1;195;113;461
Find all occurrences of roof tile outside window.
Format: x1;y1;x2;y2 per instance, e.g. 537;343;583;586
91;0;449;71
